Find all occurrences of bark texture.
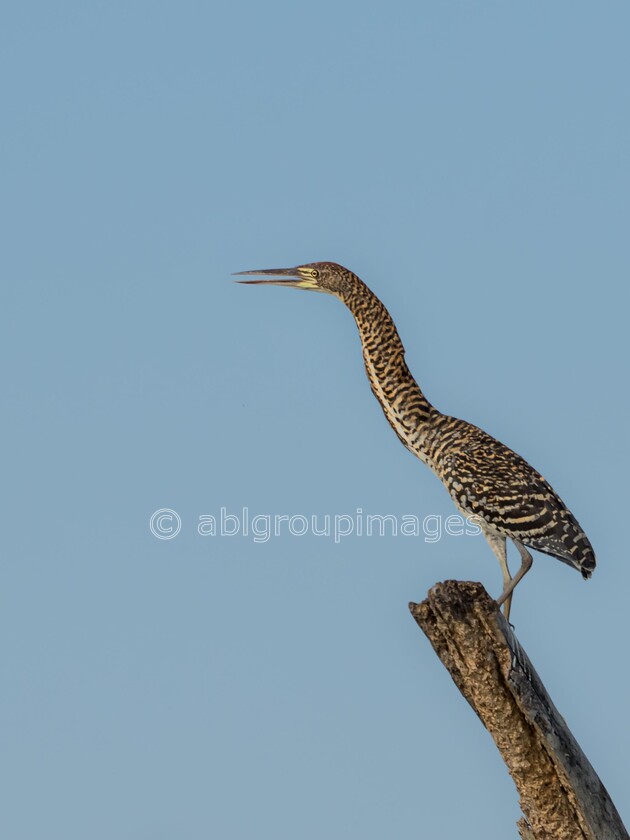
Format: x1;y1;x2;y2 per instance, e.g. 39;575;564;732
409;581;628;840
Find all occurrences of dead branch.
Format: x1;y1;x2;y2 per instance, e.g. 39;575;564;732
409;581;628;840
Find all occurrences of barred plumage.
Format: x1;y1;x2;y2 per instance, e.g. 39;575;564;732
236;261;595;618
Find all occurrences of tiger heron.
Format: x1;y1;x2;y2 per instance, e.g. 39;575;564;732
235;262;595;620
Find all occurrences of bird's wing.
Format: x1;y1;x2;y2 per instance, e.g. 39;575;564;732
438;419;596;577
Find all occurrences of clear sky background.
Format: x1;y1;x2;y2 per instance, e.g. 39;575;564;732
2;2;629;838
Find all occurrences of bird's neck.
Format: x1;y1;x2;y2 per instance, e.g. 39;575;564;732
338;279;434;449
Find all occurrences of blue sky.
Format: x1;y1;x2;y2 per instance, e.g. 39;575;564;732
2;2;629;837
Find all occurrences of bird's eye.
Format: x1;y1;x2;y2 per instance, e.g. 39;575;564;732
311;269;319;279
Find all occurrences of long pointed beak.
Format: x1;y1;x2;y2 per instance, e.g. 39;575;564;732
233;267;300;286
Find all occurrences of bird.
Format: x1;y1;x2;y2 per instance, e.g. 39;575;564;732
235;261;595;620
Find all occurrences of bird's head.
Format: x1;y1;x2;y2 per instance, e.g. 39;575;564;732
234;261;353;297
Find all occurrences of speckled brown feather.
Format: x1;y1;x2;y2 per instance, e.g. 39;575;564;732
320;262;595;579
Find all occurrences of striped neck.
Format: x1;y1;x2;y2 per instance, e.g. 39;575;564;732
337;276;434;448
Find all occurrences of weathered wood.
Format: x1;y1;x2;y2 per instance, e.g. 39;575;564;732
409;580;628;840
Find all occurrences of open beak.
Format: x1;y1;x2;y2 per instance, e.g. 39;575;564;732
233;267;302;287
233;267;321;290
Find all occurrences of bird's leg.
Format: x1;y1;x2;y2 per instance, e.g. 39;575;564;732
496;541;533;619
484;532;513;621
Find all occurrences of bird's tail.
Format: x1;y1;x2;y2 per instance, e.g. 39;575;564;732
529;518;596;579
577;540;596;579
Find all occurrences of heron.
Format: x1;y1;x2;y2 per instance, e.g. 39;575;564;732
235;261;595;620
